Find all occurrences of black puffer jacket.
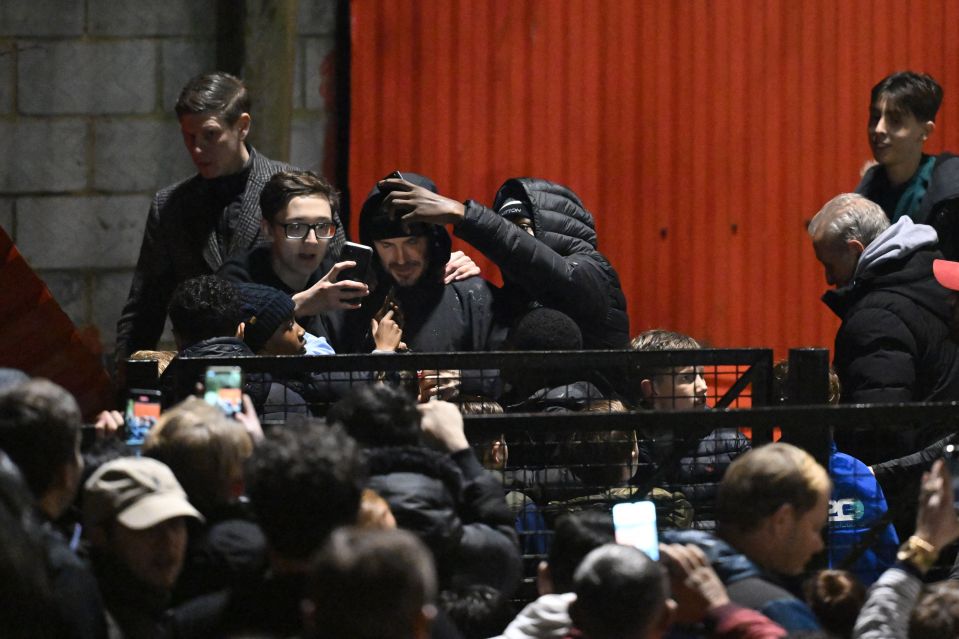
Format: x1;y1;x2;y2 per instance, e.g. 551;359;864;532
858;152;959;260
456;178;629;349
161;337;308;419
635;426;751;529
338;173;506;354
822;219;959;405
365;445;521;594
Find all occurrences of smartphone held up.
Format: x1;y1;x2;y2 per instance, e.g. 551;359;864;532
204;366;243;417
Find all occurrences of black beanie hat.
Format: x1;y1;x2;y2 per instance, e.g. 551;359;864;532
235;283;295;353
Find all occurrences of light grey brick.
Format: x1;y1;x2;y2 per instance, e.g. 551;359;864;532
19;41;157;115
0;120;87;193
293;41;305;109
36;271;88;328
0;198;13;238
0;0;84;36
290;114;328;173
91;271;134;349
0;44;13;113
160;40;217;110
94;118;196;192
303;36;335;111
89;0;216;36
297;0;336;35
16;195;151;269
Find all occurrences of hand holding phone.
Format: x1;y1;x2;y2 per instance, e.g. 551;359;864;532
337;241;374;285
125;389;162;448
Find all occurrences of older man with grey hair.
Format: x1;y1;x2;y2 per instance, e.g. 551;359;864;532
809;193;959;458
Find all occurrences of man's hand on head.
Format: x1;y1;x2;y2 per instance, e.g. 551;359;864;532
292;261;369;316
418;400;469;453
443;250;481;284
379;178;466;226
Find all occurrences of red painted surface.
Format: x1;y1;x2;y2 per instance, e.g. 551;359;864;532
349;0;959;358
0;228;112;419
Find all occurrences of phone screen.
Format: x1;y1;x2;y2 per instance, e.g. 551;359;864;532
125;389;162;448
204;366;243;417
612;501;659;560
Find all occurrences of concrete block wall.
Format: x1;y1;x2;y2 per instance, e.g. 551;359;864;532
0;0;338;360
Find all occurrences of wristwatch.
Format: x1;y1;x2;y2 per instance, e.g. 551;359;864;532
897;535;938;573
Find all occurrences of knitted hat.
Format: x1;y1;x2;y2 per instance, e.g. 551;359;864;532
235;283;295;353
83;457;202;530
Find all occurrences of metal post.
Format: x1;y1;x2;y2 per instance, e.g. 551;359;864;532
781;348;832;469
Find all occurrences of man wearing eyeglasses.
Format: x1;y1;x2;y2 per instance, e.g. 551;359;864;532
218;170;366;351
115;72;347;362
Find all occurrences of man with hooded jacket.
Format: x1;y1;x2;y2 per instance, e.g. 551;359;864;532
378;176;629;349
809;193;959;465
337;172;505;354
809;193;959;405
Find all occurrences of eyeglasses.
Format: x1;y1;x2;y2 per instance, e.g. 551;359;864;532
275;221;336;240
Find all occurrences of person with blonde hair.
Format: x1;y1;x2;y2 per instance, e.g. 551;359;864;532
142;397;264;603
662;443;831;633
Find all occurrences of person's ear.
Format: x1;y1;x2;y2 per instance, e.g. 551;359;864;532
236;113;251;140
769;502;796;536
235;322;246;340
413;604;437;639
491;436;508;468
640;378;656;401
261;217;273;238
537;561;556;596
922;119;936;142
846;238;865;257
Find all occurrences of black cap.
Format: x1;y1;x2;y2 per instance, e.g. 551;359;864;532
498;197;531;221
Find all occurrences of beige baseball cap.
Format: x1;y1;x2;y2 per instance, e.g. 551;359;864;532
83;457;203;530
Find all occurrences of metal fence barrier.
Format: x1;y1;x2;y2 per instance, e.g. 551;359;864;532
120;348;959;599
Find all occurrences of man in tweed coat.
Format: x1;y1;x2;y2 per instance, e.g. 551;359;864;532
115;72;346;360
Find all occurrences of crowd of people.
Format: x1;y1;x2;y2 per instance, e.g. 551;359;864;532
7;65;959;638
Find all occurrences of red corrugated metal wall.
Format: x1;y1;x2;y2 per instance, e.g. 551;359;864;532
349;0;959;357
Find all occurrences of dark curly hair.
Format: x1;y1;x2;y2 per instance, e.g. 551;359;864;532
168;276;243;348
245;417;364;559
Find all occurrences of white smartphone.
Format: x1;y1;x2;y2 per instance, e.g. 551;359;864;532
612;501;659;560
